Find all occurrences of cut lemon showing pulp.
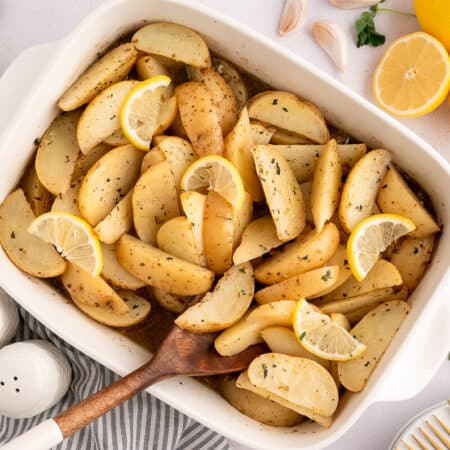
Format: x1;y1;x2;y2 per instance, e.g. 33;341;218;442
28;212;103;276
372;32;450;117
181;155;245;209
293;299;366;361
347;213;416;282
120;75;171;150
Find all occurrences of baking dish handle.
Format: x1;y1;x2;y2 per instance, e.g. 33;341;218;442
370;279;450;404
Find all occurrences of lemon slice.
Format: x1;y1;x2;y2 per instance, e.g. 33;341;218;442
28;212;103;276
120;75;171;150
180;155;245;209
347;213;416;281
372;32;450;117
292;299;366;361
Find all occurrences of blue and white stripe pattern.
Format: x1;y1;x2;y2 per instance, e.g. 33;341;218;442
0;308;228;450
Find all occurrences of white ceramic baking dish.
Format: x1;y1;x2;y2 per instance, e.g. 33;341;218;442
0;0;449;448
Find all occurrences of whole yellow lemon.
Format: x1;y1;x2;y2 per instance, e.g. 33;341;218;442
414;0;450;52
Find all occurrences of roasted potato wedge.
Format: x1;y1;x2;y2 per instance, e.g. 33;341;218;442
35;110;81;195
203;191;233;274
236;371;333;428
101;243;145;290
339;149;392;232
389;236;434;292
72;144;111;180
250;121;276;144
220;376;303;427
51;177;83;216
248;353;338;417
156;216;202;265
0;189;66;278
103;129;129;147
132;160;179;245
248;91;329;144
149;286;190;314
338;301;410;392
271;128;314;145
232;192;253;248
255;265;340;304
299;181;313;224
141;148;166;173
260;326;330;370
21;164;53;216
175;81;223;156
136;56;174;100
116;234;214;295
94;191;133;244
233;216;284;265
212;57;248;107
253;145;305;241
77;80;138;154
61;263;129;314
58;43;137;111
254;223;340;284
78;144;143;226
72;291;151;328
175;262;254;332
132;23;211;69
311;139;341;232
376;164;440;238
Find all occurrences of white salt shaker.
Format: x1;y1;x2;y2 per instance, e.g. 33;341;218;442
0;289;19;348
0;340;72;418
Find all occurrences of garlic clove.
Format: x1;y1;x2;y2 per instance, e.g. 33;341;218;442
329;0;380;9
279;0;306;36
310;21;348;72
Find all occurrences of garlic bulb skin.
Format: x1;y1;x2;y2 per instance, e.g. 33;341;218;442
0;289;19;348
279;0;306;36
329;0;380;8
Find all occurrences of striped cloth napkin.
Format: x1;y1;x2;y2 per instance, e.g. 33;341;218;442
0;308;228;450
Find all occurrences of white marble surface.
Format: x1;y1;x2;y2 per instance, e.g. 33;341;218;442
0;1;449;449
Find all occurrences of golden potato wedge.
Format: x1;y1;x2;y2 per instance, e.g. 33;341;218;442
141;148;166;173
35;110;81;195
253;145;305;241
72;291;151;328
154;96;178;136
220;376;303;427
132;159;179;245
201;69;239;135
100;243;145;290
153;136;196;189
77;80;138;154
376;164;440;237
271;128;314;145
51;177;82;216
203;191;233;274
136;56;174;100
236;371;333;428
157;216;202;265
180;191;207;267
248;91;329;144
338;301;410;392
94;191;133;244
20;164;53;216
250;121;276;144
61;263;129;314
175;81;224;156
254;223;340;284
260;326;330;370
233;216;284;265
248;353;338;417
72;143;111;180
339;149;392;232
132;23;211;69
321;259;402;301
175;262;254;332
58;43;137;111
103;129;129;147
212;57;248;107
267;143;367;183
233;192;253;248
299;181;313;224
149;286;190;314
169;111;188;139
214;301;296;356
0;189;66;278
311;139;342;232
116;234;214;295
224;107;263;202
255;265;340;304
79;144;143;226
389;236;434;292
330;312;351;331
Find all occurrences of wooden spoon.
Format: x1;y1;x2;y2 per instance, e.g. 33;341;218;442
2;313;265;450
